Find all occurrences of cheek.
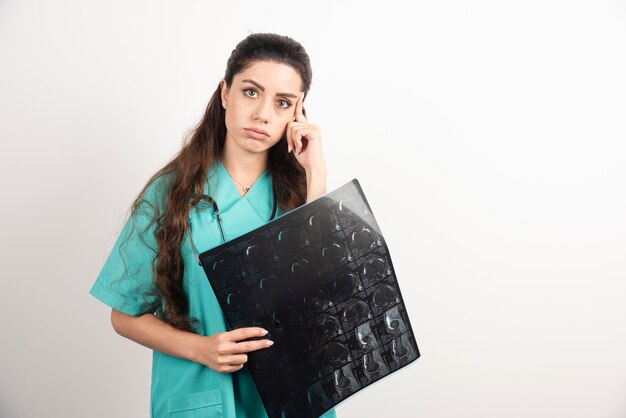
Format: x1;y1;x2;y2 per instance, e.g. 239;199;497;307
278;113;293;130
225;104;243;128
275;120;290;139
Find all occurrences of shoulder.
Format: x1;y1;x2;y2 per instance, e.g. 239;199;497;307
144;172;175;202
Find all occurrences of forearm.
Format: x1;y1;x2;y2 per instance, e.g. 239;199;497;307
305;166;327;203
111;309;201;362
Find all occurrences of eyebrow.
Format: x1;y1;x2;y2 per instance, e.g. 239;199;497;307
241;79;299;99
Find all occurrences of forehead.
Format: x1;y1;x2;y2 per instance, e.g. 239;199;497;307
233;61;302;92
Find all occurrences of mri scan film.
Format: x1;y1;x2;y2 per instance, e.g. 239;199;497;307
199;179;420;418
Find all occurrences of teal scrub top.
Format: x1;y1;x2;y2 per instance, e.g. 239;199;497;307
90;160;338;418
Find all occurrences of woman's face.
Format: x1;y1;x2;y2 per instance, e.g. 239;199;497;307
220;60;303;156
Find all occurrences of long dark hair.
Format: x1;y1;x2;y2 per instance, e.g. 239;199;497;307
129;33;313;331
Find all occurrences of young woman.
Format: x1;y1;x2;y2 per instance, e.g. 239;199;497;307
90;33;337;418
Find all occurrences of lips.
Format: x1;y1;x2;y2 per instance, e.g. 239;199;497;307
244;128;270;140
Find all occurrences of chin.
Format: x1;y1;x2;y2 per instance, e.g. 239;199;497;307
241;137;279;152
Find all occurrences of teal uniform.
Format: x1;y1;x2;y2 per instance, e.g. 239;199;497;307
90;160;337;418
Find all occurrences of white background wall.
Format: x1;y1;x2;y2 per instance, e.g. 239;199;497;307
1;1;625;417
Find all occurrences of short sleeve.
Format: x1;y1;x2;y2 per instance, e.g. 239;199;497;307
89;176;170;316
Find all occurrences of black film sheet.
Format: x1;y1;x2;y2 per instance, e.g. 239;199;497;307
199;179;420;418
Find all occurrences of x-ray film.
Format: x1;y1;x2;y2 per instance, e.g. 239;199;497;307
199;179;420;418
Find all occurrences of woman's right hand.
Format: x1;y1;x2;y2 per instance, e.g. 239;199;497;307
110;310;273;374
193;327;274;373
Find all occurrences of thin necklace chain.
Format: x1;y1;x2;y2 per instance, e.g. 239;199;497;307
230;176;251;195
222;162;264;195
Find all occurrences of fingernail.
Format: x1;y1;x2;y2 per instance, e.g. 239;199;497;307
261;329;269;335
266;340;274;347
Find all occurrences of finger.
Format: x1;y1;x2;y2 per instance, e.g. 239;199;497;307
233;339;274;354
297;136;305;155
218;363;244;374
294;93;307;123
294;126;313;154
286;123;294;154
293;127;303;154
226;327;268;342
289;123;301;154
287;122;303;154
221;354;248;365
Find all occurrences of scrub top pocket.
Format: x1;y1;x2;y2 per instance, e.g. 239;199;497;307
168;389;224;418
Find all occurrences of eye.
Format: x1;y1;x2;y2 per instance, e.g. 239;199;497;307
277;99;292;109
243;88;258;98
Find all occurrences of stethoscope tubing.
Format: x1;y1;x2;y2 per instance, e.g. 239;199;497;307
187;193;278;265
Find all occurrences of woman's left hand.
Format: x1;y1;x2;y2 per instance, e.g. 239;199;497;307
286;94;325;172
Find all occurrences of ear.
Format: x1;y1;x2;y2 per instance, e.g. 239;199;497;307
219;79;229;109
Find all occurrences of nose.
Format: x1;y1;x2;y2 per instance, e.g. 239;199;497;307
253;97;272;124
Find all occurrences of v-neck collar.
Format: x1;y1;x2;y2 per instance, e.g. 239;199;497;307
203;160;273;220
217;159;269;200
